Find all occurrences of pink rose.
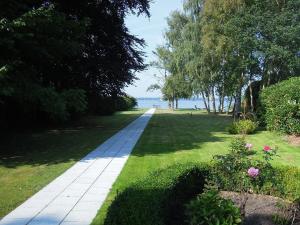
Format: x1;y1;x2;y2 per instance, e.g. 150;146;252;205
245;143;253;150
263;146;271;152
248;167;259;178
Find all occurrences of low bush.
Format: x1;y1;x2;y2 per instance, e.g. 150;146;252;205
103;160;300;225
115;95;137;111
90;95;137;116
104;164;209;225
227;119;258;135
260;77;300;135
61;89;87;118
38;87;87;122
185;189;242;225
212;138;300;201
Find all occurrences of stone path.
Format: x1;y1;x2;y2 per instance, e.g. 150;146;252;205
0;108;155;225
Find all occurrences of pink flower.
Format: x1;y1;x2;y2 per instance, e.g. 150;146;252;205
263;146;271;152
248;167;259;178
245;143;253;150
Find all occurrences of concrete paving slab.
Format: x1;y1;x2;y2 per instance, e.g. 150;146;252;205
0;108;155;225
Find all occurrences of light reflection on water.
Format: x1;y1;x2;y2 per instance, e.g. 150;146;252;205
137;98;229;109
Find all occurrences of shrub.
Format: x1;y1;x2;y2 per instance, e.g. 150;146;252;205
92;97;116;115
104;164;208;225
185;189;242;225
227;119;258;135
210;138;300;217
211;138;278;195
37;88;88;122
61;89;87;117
115;95;137;111
37;87;69;122
103;162;300;225
91;96;137;115
260;77;300;135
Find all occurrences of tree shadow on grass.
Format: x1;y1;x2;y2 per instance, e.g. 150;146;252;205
131;111;233;157
0;110;233;168
0;111;144;168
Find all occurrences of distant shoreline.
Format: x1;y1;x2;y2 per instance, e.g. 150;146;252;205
136;98;228;109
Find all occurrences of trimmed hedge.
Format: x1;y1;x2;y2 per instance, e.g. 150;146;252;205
260;77;300;135
115;95;137;111
275;166;300;200
103;164;300;225
104;164;209;225
90;95;137;115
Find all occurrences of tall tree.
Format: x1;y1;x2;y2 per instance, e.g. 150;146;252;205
154;0;299;115
0;0;151;125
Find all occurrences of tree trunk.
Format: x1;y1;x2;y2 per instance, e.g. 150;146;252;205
234;71;245;118
206;90;211;113
249;81;254;112
211;87;217;114
218;89;225;113
220;82;225;113
201;91;209;113
234;84;242;118
218;90;222;113
221;94;225;113
227;96;233;114
175;98;178;109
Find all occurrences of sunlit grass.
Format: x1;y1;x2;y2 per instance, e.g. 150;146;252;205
92;109;300;225
0;109;145;218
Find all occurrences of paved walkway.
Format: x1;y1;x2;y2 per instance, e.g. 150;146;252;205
0;108;155;225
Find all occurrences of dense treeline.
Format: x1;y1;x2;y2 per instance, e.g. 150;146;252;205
0;0;149;127
150;0;300;114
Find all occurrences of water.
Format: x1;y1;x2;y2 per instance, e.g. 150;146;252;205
137;98;207;109
137;98;230;109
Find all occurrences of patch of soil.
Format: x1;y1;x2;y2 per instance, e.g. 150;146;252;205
220;191;300;225
287;135;300;146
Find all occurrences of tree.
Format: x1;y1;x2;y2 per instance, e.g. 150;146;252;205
155;0;299;115
149;11;193;109
0;0;151;126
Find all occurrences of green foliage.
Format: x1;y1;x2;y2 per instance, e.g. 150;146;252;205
38;87;68;122
227;120;258;135
61;89;88;116
211;138;278;194
260;77;300;135
92;96;137;116
0;0;150;126
37;88;87;122
272;214;290;225
209;137;300;200
185;189;242;225
104;164;208;225
115;96;137;111
156;0;300;114
103;157;300;225
275;167;300;200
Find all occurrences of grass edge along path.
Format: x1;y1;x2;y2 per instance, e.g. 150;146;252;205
92;109;300;225
0;109;145;218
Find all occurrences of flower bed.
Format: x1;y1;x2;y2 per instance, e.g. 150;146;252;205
103;164;299;225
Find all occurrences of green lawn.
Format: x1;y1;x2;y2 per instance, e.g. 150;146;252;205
0;109;145;218
92;109;300;225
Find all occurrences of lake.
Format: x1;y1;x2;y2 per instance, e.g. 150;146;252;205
137;98;206;109
137;98;230;109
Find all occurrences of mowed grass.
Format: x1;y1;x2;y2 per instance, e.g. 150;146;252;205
92;109;300;225
0;109;145;218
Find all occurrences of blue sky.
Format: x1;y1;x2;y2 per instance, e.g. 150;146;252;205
124;0;183;98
